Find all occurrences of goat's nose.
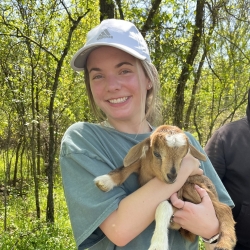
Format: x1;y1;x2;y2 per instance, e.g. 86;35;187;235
167;167;177;183
167;173;177;183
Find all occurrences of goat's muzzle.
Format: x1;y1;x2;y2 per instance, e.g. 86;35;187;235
167;173;177;183
166;166;177;183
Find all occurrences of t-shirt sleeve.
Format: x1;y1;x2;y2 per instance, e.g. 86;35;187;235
59;124;129;249
60;154;126;248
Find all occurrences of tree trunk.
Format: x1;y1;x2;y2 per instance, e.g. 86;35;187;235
13;139;22;187
46;4;89;222
100;0;115;21
173;0;205;128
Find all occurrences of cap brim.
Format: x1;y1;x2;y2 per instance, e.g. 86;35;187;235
70;43;147;71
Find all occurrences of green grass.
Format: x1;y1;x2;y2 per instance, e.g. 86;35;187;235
0;177;75;250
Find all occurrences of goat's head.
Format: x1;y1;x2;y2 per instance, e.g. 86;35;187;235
124;125;206;184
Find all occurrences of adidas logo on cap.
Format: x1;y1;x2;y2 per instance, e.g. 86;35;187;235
97;29;113;40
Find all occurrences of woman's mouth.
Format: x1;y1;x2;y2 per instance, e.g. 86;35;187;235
108;97;129;104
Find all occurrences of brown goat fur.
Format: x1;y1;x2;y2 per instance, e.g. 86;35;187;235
94;125;236;250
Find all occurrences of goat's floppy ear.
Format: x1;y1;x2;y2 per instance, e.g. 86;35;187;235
124;138;150;167
189;144;207;161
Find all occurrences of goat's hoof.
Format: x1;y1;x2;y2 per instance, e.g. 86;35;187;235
148;242;168;250
94;175;116;192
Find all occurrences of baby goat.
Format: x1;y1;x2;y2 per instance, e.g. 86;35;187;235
94;125;236;250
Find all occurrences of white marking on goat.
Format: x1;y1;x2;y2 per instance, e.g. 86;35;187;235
94;175;116;191
165;133;186;148
141;145;149;158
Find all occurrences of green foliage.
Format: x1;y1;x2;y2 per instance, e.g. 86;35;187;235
1;0;249;147
0;0;249;248
0;178;74;250
199;238;205;250
1;222;74;250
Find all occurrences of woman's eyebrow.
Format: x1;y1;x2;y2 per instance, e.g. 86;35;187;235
89;62;133;73
116;62;133;68
89;67;101;73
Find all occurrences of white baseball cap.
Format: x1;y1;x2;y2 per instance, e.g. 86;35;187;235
70;19;151;71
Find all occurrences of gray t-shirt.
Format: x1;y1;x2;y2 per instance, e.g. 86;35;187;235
59;122;234;250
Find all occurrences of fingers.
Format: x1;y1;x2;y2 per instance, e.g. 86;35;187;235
170;193;185;210
194;184;210;202
180;201;185;210
171;185;210;208
197;168;204;176
182;153;204;176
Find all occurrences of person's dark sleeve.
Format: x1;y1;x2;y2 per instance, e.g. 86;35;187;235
204;131;226;180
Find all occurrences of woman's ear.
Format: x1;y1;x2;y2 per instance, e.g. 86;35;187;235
146;79;152;90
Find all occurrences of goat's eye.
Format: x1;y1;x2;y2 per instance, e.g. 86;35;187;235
153;151;161;159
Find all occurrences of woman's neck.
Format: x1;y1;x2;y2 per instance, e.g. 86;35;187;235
103;119;152;134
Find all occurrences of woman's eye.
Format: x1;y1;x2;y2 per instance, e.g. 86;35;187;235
121;69;130;75
153;151;161;159
93;74;103;80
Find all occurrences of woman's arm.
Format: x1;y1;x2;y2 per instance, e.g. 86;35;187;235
100;153;203;246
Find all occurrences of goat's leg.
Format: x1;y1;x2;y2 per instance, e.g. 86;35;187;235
94;161;141;192
212;201;236;250
148;201;173;250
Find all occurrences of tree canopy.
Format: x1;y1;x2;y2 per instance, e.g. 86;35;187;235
0;0;249;225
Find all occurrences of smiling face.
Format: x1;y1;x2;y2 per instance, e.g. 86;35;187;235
86;46;151;125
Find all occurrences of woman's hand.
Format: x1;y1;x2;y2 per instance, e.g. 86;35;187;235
170;184;220;239
180;153;203;177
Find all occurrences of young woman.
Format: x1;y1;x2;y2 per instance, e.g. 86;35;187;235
60;19;233;250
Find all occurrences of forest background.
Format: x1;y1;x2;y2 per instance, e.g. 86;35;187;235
0;0;249;249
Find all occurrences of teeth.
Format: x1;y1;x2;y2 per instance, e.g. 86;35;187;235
109;97;128;104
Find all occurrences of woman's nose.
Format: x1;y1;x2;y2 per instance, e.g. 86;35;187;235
106;75;121;91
